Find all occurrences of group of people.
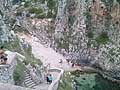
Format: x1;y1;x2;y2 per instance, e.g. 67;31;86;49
46;74;53;84
0;46;7;64
59;59;80;68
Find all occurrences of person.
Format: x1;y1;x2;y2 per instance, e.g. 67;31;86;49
46;75;49;84
66;59;70;65
59;59;63;65
0;46;4;56
72;63;74;67
48;74;52;84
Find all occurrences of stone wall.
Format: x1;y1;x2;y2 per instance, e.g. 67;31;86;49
0;51;17;84
0;83;34;90
0;0;14;43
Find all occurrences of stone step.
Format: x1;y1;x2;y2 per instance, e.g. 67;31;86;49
24;80;35;85
25;72;30;75
24;71;38;88
25;75;31;79
24;79;33;84
24;78;32;82
24;80;37;88
25;81;36;88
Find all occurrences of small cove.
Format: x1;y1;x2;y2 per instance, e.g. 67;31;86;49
58;70;120;90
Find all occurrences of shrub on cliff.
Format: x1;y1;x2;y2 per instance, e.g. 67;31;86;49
29;7;43;15
13;61;25;86
95;32;109;44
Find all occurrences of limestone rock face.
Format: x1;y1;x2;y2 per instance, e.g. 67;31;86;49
10;0;120;79
53;0;120;78
0;0;14;43
0;51;17;84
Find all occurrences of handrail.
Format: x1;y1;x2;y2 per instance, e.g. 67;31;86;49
16;52;41;85
15;52;25;61
48;68;64;90
25;67;41;84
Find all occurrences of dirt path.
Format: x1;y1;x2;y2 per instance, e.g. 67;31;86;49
17;33;77;70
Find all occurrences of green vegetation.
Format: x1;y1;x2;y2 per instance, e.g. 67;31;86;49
47;0;56;10
22;0;57;18
1;38;22;53
58;72;73;90
84;11;93;31
47;11;54;18
16;11;22;16
23;44;42;67
2;37;42;85
29;7;43;15
58;71;120;90
14;26;29;34
87;32;94;38
74;73;120;90
117;0;120;4
37;14;46;19
95;32;109;44
47;0;57;18
24;1;31;8
75;74;96;90
1;37;42;66
32;0;45;3
68;16;76;26
13;60;25;86
28;7;47;19
101;0;114;12
56;39;69;50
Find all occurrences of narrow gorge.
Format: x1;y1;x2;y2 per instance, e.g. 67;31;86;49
0;0;120;90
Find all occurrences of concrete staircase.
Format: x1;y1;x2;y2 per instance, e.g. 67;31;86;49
24;71;38;88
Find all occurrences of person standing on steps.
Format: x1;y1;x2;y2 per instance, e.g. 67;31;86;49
48;74;52;84
46;74;49;84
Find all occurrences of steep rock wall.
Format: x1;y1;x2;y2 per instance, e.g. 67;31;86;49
11;0;120;79
0;0;14;43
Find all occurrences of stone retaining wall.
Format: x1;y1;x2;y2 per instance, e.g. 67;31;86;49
0;51;17;84
0;83;34;90
0;68;64;90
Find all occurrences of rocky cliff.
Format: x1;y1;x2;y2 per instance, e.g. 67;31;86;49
28;0;120;79
0;0;15;44
2;0;120;80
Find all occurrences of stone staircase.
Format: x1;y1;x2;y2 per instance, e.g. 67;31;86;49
24;71;38;88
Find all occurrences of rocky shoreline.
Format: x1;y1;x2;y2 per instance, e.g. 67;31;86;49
77;66;120;83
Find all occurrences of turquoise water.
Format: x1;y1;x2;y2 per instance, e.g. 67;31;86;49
71;71;120;90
